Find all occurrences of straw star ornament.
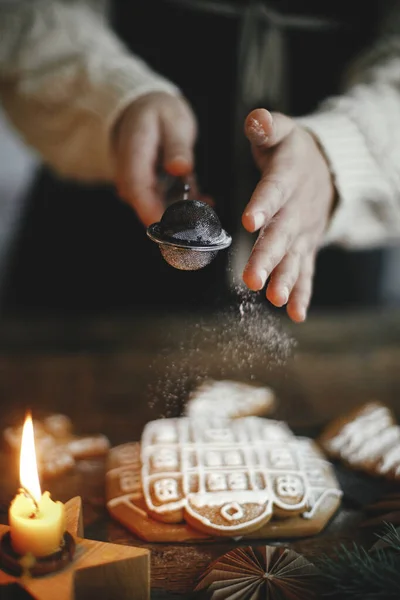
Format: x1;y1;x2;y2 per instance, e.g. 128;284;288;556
195;545;320;599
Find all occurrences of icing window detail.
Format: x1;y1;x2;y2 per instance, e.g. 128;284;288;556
116;446;140;465
154;478;180;502
220;502;244;522
228;472;248;490
276;475;304;498
306;468;326;485
152;449;179;470
120;472;141;493
205;429;234;443
224;450;243;466
268;448;296;469
154;427;177;443
205;451;223;467
207;472;228;492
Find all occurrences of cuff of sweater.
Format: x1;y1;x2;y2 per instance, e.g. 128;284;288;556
296;110;385;247
102;70;180;134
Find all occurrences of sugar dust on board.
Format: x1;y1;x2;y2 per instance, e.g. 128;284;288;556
147;284;295;417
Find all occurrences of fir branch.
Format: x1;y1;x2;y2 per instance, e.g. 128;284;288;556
376;522;400;553
317;541;400;599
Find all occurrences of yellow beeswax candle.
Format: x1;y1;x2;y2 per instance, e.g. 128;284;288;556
8;413;65;557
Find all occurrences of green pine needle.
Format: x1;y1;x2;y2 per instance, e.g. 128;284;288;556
376;522;400;553
316;525;400;599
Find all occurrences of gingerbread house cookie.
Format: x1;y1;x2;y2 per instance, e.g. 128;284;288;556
106;416;342;542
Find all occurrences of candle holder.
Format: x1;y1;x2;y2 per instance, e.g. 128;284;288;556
0;531;75;577
0;497;150;600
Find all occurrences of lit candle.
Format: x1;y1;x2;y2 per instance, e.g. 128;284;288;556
8;413;65;557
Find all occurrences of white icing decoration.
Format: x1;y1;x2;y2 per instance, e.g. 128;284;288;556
379;444;400;473
228;472;248;490
328;406;391;455
269;448;296;469
261;423;293;441
153;424;178;443
352;427;400;464
152;449;178;470
327;405;400;476
154;478;180;502
204;428;234;443
207;473;228;492
185;380;274;419
107;493;144;508
205;451;223;467
188;490;269;508
220;502;244;521
305;468;327;486
115;445;140;465
224;451;243;466
140;416;341;531
276;475;303;498
119;472;141;493
302;489;343;519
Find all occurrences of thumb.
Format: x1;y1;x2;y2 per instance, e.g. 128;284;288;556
244;109;295;149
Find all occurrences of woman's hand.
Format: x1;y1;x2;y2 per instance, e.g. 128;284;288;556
113;91;197;226
242;108;336;322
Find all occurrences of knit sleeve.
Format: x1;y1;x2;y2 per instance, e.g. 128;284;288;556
297;5;400;249
0;0;180;182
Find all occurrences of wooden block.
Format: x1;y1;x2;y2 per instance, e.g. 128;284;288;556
65;496;84;538
0;497;150;600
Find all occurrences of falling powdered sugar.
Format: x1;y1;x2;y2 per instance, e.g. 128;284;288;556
147;284;295;418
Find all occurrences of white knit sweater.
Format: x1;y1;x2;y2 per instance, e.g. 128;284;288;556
1;0;400;250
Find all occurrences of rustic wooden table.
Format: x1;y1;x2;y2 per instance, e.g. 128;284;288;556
0;307;399;598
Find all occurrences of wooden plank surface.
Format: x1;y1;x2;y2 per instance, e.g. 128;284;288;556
0;308;399;597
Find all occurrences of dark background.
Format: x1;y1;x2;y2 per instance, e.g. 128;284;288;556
0;0;395;317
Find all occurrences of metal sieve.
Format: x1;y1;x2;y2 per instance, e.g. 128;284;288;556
147;184;232;270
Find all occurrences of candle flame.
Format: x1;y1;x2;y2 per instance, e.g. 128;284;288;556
20;413;41;505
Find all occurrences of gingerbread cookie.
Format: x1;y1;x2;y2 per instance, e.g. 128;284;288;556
106;418;342;541
4;413;110;479
107;443;212;543
319;402;400;481
185;379;275;420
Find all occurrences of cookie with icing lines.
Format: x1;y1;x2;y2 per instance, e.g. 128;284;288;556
3;413;110;479
106;418;342;540
185;379;276;420
107;443;212;543
141;416;296;533
319;402;400;480
66;435;110;459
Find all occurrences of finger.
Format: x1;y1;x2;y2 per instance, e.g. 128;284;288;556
287;252;316;323
116;116;164;227
266;245;303;307
244;109;295;150
242;175;290;233
242;128;299;233
161;101;197;177
242;207;298;291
